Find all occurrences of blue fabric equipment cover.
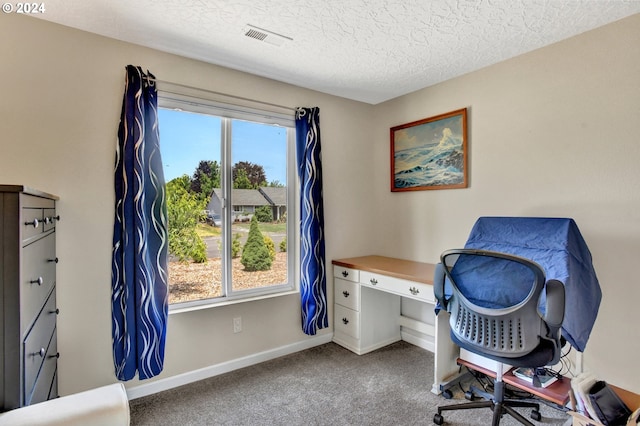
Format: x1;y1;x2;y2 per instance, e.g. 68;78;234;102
464;217;601;352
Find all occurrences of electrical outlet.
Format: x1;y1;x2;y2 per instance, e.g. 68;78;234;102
233;317;242;333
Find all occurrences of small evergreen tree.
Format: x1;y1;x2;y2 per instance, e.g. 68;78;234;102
241;216;272;271
279;237;287;253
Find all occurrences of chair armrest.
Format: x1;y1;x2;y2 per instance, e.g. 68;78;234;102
434;262;447;309
543;279;565;333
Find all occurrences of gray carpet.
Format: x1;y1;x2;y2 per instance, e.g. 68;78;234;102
129;341;571;425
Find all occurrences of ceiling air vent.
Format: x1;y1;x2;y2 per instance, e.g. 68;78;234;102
243;24;292;47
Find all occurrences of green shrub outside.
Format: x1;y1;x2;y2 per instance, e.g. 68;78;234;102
166;179;207;263
231;233;242;258
279;238;286;252
255;205;273;222
218;233;243;258
263;235;276;261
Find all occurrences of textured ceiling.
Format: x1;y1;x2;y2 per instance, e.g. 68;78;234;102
31;1;640;104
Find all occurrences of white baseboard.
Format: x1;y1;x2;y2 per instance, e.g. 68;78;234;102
401;330;435;353
126;333;333;400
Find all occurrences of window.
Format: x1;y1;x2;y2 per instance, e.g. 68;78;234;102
158;92;297;309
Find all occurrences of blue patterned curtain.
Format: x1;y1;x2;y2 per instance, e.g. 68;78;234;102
112;65;168;380
295;107;328;335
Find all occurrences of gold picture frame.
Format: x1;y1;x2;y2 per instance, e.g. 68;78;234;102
390;108;468;192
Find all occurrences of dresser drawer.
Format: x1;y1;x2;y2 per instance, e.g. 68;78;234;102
21;207;44;242
333;265;359;283
25;331;57;406
21;233;56;330
23;289;57;400
360;271;435;303
48;366;58;400
42;208;57;232
334;278;360;311
20;194;55;241
334;304;360;339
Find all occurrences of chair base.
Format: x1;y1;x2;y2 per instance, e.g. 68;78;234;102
433;398;541;426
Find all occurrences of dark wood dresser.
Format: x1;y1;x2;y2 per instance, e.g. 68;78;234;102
0;185;59;411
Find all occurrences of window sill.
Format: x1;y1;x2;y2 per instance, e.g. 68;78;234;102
168;289;299;315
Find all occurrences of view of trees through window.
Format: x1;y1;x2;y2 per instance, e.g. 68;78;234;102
159;106;292;306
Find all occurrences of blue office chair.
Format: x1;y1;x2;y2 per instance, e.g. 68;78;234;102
433;249;565;426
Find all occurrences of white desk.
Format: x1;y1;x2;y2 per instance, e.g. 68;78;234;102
332;255;459;394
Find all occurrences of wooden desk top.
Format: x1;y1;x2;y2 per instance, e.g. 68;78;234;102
332;255;437;285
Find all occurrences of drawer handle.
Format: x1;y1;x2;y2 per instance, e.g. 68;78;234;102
44;217;52;225
47;257;59;263
50;308;60;315
342;291;350;298
34;348;46;358
48;352;60;359
342;317;349;325
25;218;40;228
341;270;349;278
409;286;420;295
370;278;378;285
30;276;43;286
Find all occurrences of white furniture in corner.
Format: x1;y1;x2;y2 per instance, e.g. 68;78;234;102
332;255;460;394
0;383;130;426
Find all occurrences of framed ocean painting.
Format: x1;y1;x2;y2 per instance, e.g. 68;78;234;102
390;108;468;192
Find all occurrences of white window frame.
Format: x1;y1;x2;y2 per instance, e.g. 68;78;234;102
158;89;299;312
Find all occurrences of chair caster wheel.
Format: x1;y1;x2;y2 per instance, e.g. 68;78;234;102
464;390;475;400
442;389;453;399
433;413;444;425
530;409;542;421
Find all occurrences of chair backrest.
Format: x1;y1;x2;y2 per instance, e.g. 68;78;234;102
440;249;561;361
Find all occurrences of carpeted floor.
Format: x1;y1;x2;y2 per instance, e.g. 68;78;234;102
129;341;571;425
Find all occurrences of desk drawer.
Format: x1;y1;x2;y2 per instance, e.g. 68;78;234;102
333;265;359;283
334;304;360;339
334;278;360;311
399;281;434;303
360;271;435;303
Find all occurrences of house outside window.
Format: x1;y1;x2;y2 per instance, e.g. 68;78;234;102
158;92;297;309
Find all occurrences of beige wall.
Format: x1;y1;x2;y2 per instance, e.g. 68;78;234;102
0;14;375;395
1;12;638;396
373;14;640;393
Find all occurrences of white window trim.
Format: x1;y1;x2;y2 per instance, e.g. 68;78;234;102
158;87;299;311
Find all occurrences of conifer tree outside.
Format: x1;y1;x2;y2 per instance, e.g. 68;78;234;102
241;215;273;271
